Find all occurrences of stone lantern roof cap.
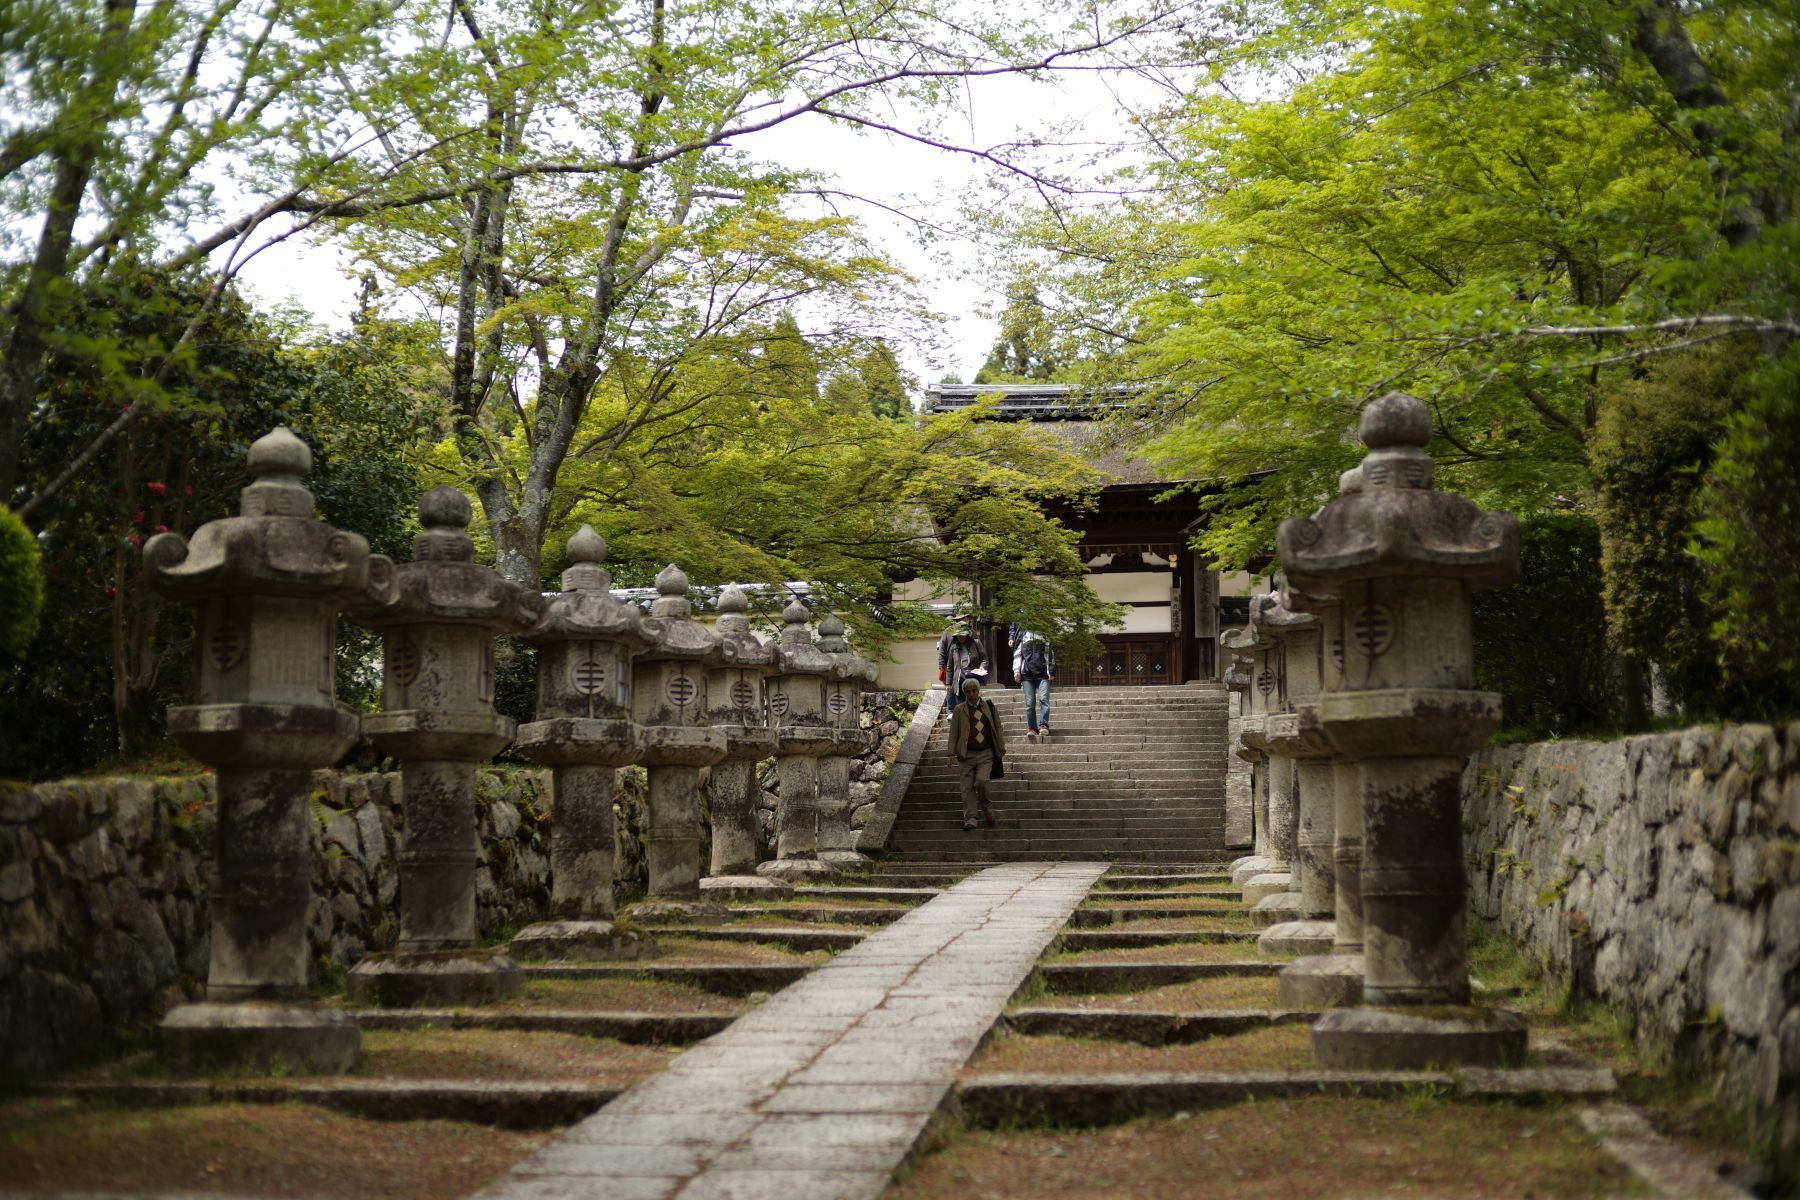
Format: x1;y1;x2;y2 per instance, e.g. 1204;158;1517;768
142;425;392;606
639;563;723;662
353;486;542;631
521;525;653;647
774;597;831;675
713;585;776;668
1257;583;1318;634
1278;575;1340;617
1232;593;1283;649
1277;392;1519;591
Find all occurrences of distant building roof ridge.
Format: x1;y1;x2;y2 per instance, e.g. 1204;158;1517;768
925;381;1148;420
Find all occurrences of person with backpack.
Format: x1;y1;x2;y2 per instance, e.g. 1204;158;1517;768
946;677;1007;830
1011;628;1054;742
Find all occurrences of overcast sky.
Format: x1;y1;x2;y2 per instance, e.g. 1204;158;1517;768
232;65;1159;396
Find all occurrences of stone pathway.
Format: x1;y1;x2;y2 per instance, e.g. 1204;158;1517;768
475;862;1105;1200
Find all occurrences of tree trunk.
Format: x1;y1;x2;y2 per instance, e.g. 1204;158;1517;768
0;0;139;504
0;153;95;501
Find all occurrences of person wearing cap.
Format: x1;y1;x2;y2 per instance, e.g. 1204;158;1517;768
946;676;1006;830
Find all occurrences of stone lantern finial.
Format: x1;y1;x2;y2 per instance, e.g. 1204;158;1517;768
816;612;848;653
1357;392;1434;491
780;598;812;644
241;425;316;519
561;526;612;592
412;485;475;562
716;585;750;634
651;563;691;618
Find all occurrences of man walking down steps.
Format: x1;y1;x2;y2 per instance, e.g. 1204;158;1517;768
946;677;1007;831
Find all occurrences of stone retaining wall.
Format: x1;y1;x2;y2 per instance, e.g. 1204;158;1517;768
1464;722;1799;1149
0;767;566;1079
0;695;908;1081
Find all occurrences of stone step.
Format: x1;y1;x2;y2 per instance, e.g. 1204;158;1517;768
875;857;1228;871
354;1008;734;1043
889;839;1225;857
791;886;940;904
891;823;1223;838
898;792;1222;807
1050;928;1259;950
875;848;1226;864
892;805;1221;820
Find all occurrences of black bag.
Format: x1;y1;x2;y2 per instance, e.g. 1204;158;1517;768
983;699;1004;778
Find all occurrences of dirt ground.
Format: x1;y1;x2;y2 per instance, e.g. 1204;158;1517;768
967;1025;1315;1075
633;935;832;964
0;1099;550;1200
1036;974;1285;1009
1049;941;1263;964
346;1027;680;1083
888;1097;1650;1200
482;974;749;1015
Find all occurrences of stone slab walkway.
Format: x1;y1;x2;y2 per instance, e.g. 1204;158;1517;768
475;862;1105;1200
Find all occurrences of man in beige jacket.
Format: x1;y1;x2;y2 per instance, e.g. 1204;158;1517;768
946;677;1007;830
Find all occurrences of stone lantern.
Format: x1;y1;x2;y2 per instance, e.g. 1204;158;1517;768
759;599;839;881
1278;391;1521;1068
1253;591;1335;945
345;487;544;1005
698;585;785;901
1239;594;1297;906
1279;481;1370;1009
509;526;658;960
142;426;392;1072
815;613;878;864
631;564;729;917
1222;627;1269;886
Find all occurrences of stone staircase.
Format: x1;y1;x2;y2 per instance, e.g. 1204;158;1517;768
882;684;1230;864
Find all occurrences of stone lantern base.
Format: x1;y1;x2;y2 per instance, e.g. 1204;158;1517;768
1256;919;1335;958
1312;1005;1528;1070
1279;953;1365;1008
819;849;871;868
627;899;731;926
1249;890;1305;926
346;946;521;1008
1241;871;1291;905
159;1002;360;1074
511;920;660;962
699;875;794;902
1230;855;1271;885
757;858;839;883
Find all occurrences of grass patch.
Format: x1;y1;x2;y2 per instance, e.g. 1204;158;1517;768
966;1025;1315;1076
632;936;831;965
1045;941;1262;965
1018;975;1283;1012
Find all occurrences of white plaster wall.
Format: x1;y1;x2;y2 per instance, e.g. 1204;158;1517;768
1089;571;1171;604
877;636;941;690
1117;606;1173;634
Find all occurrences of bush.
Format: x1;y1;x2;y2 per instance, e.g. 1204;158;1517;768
1474;512;1613;738
1690;346;1800;715
0;504;44;659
